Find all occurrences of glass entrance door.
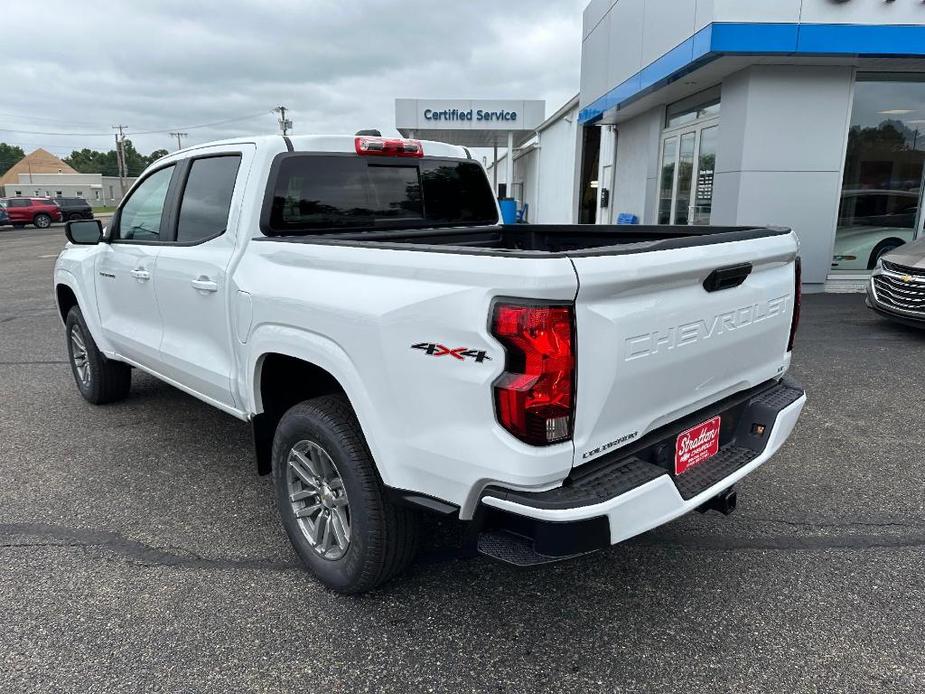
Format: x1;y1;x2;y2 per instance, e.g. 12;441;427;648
658;123;719;226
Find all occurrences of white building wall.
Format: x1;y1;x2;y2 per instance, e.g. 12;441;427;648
533;104;581;224
610;107;663;224
487;100;582;224
712;65;855;286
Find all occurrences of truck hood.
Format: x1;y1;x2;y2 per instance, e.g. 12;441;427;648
883;237;925;270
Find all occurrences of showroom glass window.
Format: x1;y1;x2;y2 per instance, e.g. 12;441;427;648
833;74;925;273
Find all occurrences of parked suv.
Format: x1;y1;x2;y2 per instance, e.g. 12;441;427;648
0;201;9;228
1;197;63;228
54;197;94;222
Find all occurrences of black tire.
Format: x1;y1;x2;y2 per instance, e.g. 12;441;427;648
68;212;83;222
33;213;52;229
272;395;419;594
64;306;131;404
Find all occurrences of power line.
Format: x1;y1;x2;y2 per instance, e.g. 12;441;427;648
0;109;276;138
129;110;274;135
0;127;114;136
0;112;109;127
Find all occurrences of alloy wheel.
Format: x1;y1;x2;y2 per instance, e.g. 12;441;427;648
70;326;91;386
286;440;351;560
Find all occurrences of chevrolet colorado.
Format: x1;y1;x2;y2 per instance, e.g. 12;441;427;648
54;134;806;593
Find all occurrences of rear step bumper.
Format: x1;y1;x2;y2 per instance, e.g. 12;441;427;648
477;379;806;564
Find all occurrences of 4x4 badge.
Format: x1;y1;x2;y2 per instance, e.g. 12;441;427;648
411;342;492;363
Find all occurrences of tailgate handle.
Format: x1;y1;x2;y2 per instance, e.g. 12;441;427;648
703;263;752;292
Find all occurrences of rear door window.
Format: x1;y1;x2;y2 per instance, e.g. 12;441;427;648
175;155;241;243
8;199;30;208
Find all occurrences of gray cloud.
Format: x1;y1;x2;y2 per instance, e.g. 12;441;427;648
1;0;583;158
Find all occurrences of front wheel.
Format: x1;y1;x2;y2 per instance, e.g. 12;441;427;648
65;307;131;404
272;395;419;593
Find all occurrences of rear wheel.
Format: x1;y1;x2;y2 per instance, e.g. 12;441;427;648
65;307;131;404
33;213;52;229
272;395;419;593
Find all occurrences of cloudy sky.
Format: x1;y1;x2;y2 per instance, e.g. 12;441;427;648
2;0;585;159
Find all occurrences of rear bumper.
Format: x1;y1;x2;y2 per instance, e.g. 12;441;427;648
479;379;806;557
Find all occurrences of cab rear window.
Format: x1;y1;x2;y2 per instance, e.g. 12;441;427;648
264;155;498;234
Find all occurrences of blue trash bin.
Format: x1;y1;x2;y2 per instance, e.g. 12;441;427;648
499;198;518;225
617;212;639;225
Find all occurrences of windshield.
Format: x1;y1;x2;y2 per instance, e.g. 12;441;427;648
265;155;498;234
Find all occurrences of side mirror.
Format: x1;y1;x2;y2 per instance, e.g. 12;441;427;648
65;219;103;245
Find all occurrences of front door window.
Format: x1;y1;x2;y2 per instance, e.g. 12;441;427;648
116;165;174;241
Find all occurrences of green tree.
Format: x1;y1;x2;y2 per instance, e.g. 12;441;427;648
64;143;174;178
64;148;118;176
0;143;26;176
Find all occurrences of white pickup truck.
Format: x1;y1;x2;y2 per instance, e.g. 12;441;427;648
54;134;806;593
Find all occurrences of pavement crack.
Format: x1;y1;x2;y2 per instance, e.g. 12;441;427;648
748;517;925;530
0;523;300;573
0;360;69;365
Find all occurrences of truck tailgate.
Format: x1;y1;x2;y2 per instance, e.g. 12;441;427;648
569;232;798;467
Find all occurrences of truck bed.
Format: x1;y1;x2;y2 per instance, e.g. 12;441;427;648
259;224;790;257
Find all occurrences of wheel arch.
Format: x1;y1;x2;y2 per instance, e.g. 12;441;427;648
53;269;112;356
868;237;905;269
247;333;381;478
55;283;79;324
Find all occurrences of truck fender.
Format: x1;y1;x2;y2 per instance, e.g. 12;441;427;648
245;324;391;485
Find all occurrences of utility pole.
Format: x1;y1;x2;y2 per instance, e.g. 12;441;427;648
274;106;292;136
169;132;188;150
112;125;128;197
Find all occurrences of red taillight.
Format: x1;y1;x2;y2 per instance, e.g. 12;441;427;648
788;256;802;352
355;136;423;158
491;302;575;446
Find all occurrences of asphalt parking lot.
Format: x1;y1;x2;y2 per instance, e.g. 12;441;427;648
1;226;924;693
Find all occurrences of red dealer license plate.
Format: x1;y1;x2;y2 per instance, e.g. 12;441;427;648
675;416;721;475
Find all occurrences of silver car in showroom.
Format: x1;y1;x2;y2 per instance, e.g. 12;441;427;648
867;238;925;328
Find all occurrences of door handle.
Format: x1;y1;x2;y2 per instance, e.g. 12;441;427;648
191;277;219;293
130;268;151;281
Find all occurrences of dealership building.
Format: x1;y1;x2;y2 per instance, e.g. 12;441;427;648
399;1;925;291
